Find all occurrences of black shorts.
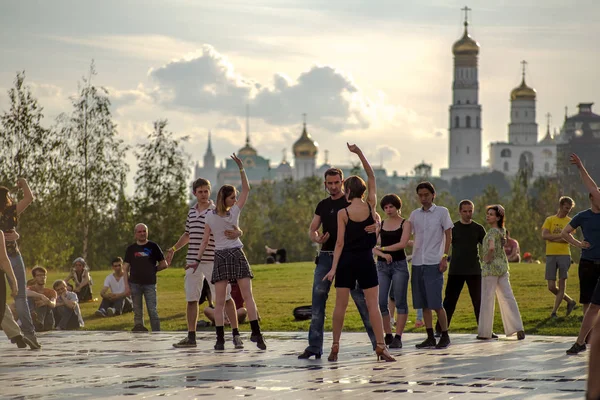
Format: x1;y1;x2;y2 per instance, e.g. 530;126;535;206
578;259;600;305
335;250;378;290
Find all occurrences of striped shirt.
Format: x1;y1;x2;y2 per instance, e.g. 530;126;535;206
185;204;216;264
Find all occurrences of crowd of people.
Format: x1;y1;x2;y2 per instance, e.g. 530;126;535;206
1;148;599;399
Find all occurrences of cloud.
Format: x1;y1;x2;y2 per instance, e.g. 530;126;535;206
147;44;373;131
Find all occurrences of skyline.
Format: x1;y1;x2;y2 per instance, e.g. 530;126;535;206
1;1;599;183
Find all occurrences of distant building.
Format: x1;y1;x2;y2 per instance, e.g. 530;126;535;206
489;62;557;178
440;10;484;181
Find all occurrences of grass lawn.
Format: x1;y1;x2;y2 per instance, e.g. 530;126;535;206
39;262;584;336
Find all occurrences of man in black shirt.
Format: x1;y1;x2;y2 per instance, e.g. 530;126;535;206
124;223;168;332
436;200;486;334
297;167;377;359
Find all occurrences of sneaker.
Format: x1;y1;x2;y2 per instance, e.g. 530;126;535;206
173;337;197;348
414;320;425;328
435;335;451;349
566;342;586;355
233;335;244;349
250;334;267;350
434;331;442;338
550;312;558;319
389;336;403;349
566;301;578;316
491;333;499;339
517;330;526;340
196;320;211;329
106;308;116;317
95;308;107;317
132;324;148;332
385;334;393;346
415;337;436;349
214;339;225;351
24;334;41;350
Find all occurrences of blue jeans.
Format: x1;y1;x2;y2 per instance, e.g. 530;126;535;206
53;305;81;330
10;254;35;336
377;259;409;316
305;252;376;355
130;283;160;331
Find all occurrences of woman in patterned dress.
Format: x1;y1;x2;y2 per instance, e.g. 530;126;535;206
477;205;525;340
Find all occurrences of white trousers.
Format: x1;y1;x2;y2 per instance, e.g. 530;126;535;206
478;272;524;337
2;305;22;339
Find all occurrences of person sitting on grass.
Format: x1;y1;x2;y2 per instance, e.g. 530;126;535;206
265;246;287;263
52;279;84;330
95;257;133;317
65;257;93;302
503;230;521;263
27;267;56;331
205;281;248;326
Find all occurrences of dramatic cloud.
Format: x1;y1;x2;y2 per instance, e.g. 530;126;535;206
148;45;372;131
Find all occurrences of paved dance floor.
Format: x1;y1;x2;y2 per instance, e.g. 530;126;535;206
0;331;588;399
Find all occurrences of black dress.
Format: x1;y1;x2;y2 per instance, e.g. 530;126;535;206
335;203;379;290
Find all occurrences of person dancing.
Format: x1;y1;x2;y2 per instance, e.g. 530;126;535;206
193;154;265;351
324;143;395;362
373;194;411;349
477;205;525;340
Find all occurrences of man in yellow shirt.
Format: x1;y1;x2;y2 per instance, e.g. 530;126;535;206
541;196;578;318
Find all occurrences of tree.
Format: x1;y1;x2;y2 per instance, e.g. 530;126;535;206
134;119;190;265
57;62;129;262
0;71;59;193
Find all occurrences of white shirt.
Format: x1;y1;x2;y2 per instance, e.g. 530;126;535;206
409;204;454;265
205;204;244;250
103;273;126;295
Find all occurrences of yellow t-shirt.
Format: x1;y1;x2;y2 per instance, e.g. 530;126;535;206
542;215;572;255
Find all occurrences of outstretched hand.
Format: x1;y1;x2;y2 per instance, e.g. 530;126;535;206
231;153;244;169
347;143;362;154
569;153;583;168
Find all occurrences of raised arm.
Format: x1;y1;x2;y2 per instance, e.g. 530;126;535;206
231;154;250;209
16;178;34;216
347;143;376;206
571;153;600;202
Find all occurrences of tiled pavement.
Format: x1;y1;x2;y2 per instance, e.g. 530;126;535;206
0;331;588;399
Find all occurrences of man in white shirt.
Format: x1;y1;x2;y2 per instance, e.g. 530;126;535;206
95;257;132;317
409;182;453;349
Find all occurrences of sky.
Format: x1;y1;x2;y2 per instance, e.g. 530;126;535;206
1;0;599;186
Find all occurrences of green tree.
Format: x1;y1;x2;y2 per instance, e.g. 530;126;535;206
57;62;129;263
134;119;190;265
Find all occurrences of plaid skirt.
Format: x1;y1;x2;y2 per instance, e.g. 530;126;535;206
212;248;253;284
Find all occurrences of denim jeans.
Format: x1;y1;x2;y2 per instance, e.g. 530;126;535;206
130;283;160;331
305;252;376;355
377;259;409;316
53;305;81;330
9;254;35;336
99;296;133;315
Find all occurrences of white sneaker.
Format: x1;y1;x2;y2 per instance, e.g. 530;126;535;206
106;308;116;317
95;309;107;317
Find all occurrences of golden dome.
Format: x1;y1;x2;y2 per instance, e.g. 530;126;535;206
452;22;480;56
293;123;318;158
510;79;536;101
238;138;257;157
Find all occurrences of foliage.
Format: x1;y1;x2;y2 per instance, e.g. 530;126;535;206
134;119;190;265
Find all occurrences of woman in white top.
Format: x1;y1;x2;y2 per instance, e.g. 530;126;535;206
194;154;265;351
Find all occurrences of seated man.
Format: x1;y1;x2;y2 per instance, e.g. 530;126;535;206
96;257;133;317
27;267;57;332
204;282;247;325
65;257;93;302
265;245;287;263
52;280;84;330
504;230;521;263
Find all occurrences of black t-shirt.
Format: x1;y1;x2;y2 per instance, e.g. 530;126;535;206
0;204;19;257
315;196;350;251
449;221;486;275
124;241;165;285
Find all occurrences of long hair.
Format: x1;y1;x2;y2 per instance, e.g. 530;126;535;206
0;186;12;213
216;185;236;214
487;205;507;245
344;176;366;201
